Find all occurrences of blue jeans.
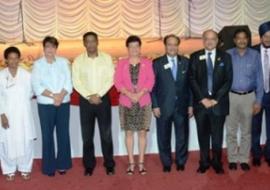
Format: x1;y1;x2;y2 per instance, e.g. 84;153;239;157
38;103;72;175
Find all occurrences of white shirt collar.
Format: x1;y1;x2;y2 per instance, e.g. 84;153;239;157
205;48;216;66
261;44;270;53
167;55;177;65
205;48;216;55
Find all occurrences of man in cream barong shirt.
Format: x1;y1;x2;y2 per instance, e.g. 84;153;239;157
0;47;36;181
72;32;115;176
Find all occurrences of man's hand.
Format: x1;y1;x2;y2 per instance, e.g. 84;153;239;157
252;103;261;115
153;108;161;118
200;98;213;109
210;100;218;107
1;114;9;129
188;106;193;118
88;94;102;105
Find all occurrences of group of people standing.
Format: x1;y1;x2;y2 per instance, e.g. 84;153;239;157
0;21;270;181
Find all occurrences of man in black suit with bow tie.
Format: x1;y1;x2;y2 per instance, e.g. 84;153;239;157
151;34;193;173
189;30;233;174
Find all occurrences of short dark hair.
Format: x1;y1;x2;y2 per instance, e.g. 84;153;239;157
43;36;59;48
126;35;142;47
4;46;21;59
233;28;250;39
163;34;180;45
83;32;98;41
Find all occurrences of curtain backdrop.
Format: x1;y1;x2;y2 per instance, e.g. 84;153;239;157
0;0;270;42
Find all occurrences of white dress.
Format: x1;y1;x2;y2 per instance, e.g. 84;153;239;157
0;67;36;160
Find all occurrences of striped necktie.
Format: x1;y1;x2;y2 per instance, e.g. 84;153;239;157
206;52;214;94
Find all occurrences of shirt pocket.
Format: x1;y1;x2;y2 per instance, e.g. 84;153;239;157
245;63;255;78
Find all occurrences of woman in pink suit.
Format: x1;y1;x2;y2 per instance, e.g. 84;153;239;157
114;35;155;175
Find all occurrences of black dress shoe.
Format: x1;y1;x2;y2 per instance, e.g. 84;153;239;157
176;164;185;171
163;166;171;173
84;168;93;176
58;170;67;175
266;159;270;167
240;163;250;171
213;165;224;174
252;158;261;167
106;167;115;176
47;173;55;177
196;165;209;174
228;163;237;170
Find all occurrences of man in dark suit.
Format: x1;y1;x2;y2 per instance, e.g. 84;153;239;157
151;34;193;173
189;30;233;174
252;21;270;167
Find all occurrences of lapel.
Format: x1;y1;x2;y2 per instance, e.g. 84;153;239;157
201;49;222;74
124;61;133;89
136;58;145;88
176;55;184;81
161;55;174;82
213;50;222;73
162;54;183;82
124;58;145;89
198;50;207;75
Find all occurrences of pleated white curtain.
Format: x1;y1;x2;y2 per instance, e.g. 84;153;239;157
188;0;270;36
0;0;270;42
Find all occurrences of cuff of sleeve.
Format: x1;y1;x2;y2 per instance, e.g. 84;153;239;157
63;87;73;95
152;104;159;109
97;91;106;98
255;99;262;105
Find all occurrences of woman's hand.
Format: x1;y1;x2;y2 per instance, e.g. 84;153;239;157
53;89;68;106
128;92;139;103
53;94;62;106
134;89;147;102
1;114;9;129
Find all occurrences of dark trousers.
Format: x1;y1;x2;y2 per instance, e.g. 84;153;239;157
79;94;115;169
194;110;225;168
156;108;189;167
38;103;72;175
252;92;270;160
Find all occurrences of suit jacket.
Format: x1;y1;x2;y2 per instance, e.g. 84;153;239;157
253;43;269;104
253;44;261;53
151;54;192;117
114;57;155;108
189;49;233;116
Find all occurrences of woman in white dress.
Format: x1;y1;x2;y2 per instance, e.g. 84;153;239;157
0;47;36;181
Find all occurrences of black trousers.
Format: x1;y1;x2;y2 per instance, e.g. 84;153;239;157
194;110;225;168
79;94;115;169
252;92;270;160
156;108;189;167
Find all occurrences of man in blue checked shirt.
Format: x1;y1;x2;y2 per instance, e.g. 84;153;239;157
226;28;264;172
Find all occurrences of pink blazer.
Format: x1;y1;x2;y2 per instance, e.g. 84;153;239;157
114;57;155;108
